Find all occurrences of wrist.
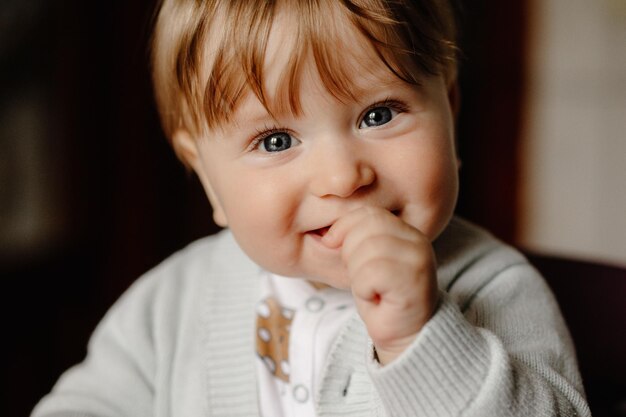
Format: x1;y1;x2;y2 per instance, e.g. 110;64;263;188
372;294;441;365
374;333;419;365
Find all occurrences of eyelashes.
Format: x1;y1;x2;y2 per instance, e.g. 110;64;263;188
247;126;300;153
361;99;410;119
358;99;409;129
246;98;409;153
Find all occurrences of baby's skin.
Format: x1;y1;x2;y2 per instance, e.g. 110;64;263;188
323;206;438;364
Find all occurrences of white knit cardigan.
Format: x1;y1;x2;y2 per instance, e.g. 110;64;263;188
32;218;591;417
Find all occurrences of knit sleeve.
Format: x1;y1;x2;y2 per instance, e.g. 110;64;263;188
366;263;591;417
31;231;260;417
30;270;162;417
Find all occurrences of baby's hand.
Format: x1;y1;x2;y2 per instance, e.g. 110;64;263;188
322;207;439;365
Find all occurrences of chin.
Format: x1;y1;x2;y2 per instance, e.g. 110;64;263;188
305;269;351;290
249;246;350;290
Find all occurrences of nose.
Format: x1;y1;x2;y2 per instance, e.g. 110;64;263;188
308;142;375;198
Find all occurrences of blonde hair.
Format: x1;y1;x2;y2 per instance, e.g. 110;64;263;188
151;0;457;152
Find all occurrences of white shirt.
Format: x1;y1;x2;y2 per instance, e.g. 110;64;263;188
256;272;355;417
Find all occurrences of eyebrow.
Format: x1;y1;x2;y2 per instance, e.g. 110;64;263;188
353;76;410;102
218;104;279;140
223;66;415;133
232;106;278;130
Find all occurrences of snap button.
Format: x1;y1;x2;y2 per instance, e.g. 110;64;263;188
305;296;325;312
293;384;309;403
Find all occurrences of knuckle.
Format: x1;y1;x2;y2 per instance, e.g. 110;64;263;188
359;257;396;278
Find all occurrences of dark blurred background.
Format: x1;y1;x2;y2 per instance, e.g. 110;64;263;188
1;1;623;416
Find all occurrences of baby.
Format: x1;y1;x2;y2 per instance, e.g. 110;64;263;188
32;1;591;416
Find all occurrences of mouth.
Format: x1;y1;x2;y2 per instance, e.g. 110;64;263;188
306;209;401;238
309;225;331;238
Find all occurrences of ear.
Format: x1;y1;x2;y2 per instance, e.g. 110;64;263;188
172;129;228;227
445;77;462;170
446;76;461;121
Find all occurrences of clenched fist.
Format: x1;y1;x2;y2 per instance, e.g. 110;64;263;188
322;206;439;365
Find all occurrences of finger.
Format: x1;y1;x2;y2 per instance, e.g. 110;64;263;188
351;257;437;323
350;257;400;303
321;206;382;248
345;234;431;278
350;258;429;310
399;203;440;241
340;213;422;263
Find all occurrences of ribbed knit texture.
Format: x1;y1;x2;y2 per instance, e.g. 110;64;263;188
203;270;259;416
317;317;384;416
31;218;591;417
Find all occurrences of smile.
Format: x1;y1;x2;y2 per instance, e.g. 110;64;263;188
309;226;331;237
305;209;401;239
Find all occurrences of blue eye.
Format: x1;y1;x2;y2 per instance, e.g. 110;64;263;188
359;105;401;129
359;100;407;129
260;132;293;152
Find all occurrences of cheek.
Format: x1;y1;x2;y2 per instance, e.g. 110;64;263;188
225;198;298;275
216;170;301;241
396;136;458;237
422;152;459;236
212;166;277;215
223;192;281;235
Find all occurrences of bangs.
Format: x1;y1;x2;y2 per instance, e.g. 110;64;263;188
153;0;457;139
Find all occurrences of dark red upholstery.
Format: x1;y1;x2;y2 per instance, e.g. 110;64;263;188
527;253;626;417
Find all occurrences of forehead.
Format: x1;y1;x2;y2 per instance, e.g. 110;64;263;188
266;11;402;99
200;1;418;132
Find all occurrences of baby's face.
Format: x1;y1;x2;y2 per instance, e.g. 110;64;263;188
188;20;459;288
